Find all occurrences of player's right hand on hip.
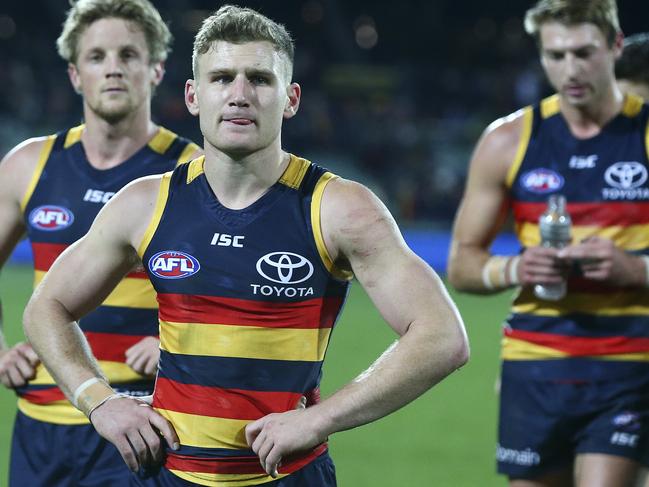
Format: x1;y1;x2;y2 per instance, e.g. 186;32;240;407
0;341;39;389
89;395;180;472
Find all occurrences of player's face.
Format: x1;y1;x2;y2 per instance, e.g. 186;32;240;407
539;22;621;108
185;41;300;158
69;18;163;124
617;79;649;101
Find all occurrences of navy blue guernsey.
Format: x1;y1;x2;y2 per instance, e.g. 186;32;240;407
503;94;649;380
138;155;351;485
19;124;198;424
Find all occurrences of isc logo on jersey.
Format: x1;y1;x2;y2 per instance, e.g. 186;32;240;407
148;251;200;279
29;205;74;231
521;169;564;194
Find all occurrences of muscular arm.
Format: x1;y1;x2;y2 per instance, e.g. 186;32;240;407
23;176;177;470
321;178;469;420
246;178;469;476
23;193;142;396
447;115;521;293
448;111;565;293
0;138;49;387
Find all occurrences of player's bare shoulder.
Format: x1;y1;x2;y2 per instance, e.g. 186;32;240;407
0;136;52;202
472;107;530;178
320;177;399;263
92;173;169;249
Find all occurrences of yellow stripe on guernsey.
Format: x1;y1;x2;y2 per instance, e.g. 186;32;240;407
17;361;142;424
505;106;533;188
622;93;643;117
160;321;330;362
512;290;649;317
159;409;249;449
311;172;354;281
159;409;284;486
34;270;157;309
169;470;282;487
63;124;84;148
148;126;177;155
137;171;174;258
186;156;206;184
516;222;649;251
540;94;561;119
20;135;57;212
502;337;649;362
177;142;200;165
278;154;310;189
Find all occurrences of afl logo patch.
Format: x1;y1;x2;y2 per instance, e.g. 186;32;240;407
148;251;200;279
29;205;74;231
256;252;314;284
521;169;564;194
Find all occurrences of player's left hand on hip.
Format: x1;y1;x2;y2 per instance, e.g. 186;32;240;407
244;407;325;478
125;336;160;376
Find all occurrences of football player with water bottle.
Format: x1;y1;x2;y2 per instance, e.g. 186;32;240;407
448;0;649;486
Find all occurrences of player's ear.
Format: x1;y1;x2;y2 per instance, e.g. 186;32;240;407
185;79;199;116
68;63;82;95
151;61;165;87
284;83;301;119
612;31;624;59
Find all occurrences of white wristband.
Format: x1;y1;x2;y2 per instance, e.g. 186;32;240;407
72;377;115;417
508;256;521;286
481;260;495;290
481;256;513;290
72;377;103;408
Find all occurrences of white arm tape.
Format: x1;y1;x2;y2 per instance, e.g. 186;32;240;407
72;377;103;408
508;256;521;286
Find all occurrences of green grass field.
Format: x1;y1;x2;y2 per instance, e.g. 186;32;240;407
0;264;511;486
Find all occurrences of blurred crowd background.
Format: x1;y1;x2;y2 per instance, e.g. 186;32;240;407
1;0;647;227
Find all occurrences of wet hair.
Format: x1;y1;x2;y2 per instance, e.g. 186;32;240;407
57;0;172;64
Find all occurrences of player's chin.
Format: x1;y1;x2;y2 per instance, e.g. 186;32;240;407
94;105;135;124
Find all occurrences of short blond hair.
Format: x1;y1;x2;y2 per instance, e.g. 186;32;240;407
57;0;172;64
192;5;294;79
524;0;620;46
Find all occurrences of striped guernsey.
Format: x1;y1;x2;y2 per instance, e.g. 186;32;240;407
139;155;350;486
504;93;649;380
19;124;198;424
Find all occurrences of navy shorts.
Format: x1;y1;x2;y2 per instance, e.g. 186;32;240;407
132;451;337;486
10;410;131;487
497;372;649;479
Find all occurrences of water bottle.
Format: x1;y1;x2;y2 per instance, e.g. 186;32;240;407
533;194;571;301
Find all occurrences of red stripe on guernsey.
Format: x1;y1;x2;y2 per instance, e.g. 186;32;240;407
20;387;66;404
506;329;649;355
512;201;649;226
154;378;318;419
32;242;68;271
165;444;327;475
31;242;147;279
85;332;155;362
158;294;342;329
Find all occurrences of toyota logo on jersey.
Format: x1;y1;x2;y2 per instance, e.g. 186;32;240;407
521;169;564;194
29;205;74;231
256;252;314;284
148;251;200;279
604;162;647;189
